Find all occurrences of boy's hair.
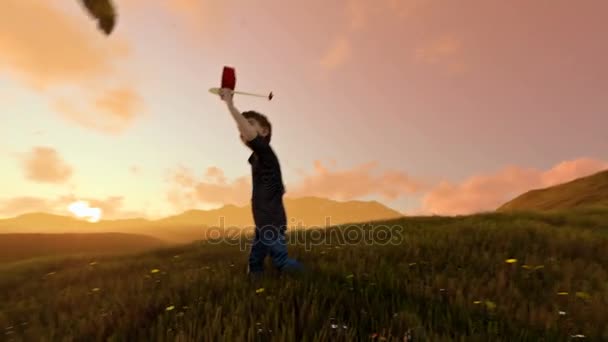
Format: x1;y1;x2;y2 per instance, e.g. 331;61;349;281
242;110;272;143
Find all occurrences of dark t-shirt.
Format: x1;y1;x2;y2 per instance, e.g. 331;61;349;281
246;135;287;230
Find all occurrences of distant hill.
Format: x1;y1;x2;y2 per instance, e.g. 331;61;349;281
0;197;403;242
497;169;608;212
285;197;403;227
0;213;226;244
0;233;166;263
159;196;403;228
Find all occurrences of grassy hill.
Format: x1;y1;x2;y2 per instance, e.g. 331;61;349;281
1;211;608;340
498;169;608;212
0;233;167;263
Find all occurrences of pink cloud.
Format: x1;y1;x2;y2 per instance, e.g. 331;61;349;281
167;166;250;209
21;146;73;184
204;166;227;183
540;158;608;186
166;158;607;216
287;160;425;200
421;158;608;215
167;161;425;209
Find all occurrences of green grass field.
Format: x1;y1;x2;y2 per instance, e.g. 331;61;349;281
0;233;167;263
1;210;608;341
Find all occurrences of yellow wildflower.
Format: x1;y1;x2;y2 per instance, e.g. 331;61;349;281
485;301;496;310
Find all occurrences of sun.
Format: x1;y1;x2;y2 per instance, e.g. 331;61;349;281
68;201;102;223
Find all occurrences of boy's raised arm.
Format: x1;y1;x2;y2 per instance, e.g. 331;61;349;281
219;88;258;142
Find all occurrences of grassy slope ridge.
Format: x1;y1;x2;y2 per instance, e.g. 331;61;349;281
498;169;608;212
1;211;607;340
0;233;167;263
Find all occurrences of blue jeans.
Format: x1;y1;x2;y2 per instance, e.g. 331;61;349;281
248;227;302;274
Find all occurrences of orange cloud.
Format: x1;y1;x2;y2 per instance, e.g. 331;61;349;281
21;147;73;184
95;87;141;120
205;166;227;183
421;158;608;215
166;158;608;217
0;197;54;216
0;0;124;88
540;158;608;186
0;1;142;133
167;166;251;209
169;166;197;187
166;188;198;212
54;86;142;134
320;36;352;70
287;160;425;200
168;161;425;210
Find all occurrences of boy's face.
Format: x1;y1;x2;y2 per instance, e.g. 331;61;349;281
240;118;269;144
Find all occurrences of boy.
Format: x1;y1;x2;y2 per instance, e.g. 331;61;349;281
218;88;302;275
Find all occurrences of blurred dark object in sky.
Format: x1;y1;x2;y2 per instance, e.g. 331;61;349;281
80;0;117;35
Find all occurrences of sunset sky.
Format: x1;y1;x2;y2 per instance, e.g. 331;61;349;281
1;0;607;220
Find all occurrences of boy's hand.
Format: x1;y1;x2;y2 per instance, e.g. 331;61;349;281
219;88;234;107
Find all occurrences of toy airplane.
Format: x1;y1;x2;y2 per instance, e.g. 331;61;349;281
209;67;274;101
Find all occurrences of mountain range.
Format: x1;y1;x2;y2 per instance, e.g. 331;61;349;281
0;197;403;243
